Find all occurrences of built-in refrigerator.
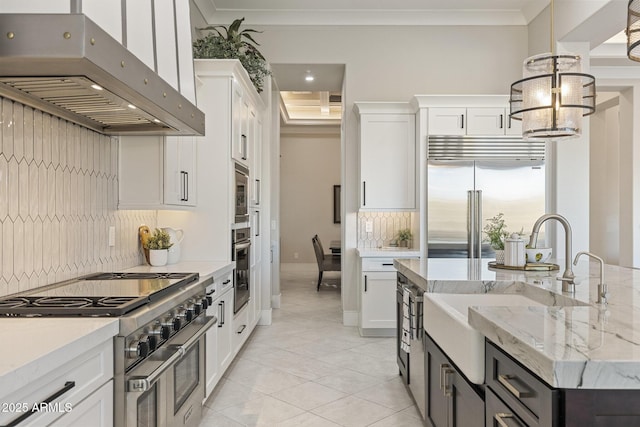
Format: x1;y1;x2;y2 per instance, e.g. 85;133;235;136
426;136;546;258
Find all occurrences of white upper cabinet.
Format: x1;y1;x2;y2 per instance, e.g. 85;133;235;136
428;106;522;136
119;136;197;209
355;103;417;210
428;107;466;136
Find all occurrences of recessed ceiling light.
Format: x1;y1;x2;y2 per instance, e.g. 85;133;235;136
305;75;314;82
90;84;103;91
127;104;137;109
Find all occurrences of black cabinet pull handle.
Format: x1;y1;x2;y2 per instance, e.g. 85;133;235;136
461;114;465;129
237;324;246;334
362;181;366;206
185;171;189;201
364;275;368;292
222;279;231;285
500;114;504;129
382;263;393;266
3;381;75;427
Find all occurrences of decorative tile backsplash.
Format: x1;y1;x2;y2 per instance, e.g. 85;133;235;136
0;97;156;297
357;211;416;248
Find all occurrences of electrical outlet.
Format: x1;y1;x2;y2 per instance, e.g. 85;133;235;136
365;220;373;233
108;226;116;247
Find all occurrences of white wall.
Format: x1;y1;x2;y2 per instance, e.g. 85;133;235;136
280;127;341;263
253;24;528;321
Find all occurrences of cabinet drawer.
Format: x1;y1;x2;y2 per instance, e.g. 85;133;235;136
362;258;397;271
232;305;250;353
486;387;528;427
0;339;113;427
486;341;558;426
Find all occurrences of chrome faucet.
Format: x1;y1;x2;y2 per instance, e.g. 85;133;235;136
573;251;608;305
528;214;575;293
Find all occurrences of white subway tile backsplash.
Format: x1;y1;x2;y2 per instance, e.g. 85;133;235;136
0;97;155;296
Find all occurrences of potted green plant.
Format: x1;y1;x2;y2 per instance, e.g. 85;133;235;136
193;17;271;93
483;213;510;264
144;228;173;266
397;228;413;248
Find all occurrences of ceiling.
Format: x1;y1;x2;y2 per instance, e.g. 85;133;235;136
192;0;632;124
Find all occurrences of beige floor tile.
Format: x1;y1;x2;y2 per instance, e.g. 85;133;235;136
276;412;342;426
314;368;384;394
271;381;348;411
220;396;305;426
311;395;396;427
204;378;266;412
368;411;426;427
355;377;415;411
200;406;246;426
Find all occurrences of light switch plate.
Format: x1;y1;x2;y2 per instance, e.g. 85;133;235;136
108;226;116;247
365;220;373;233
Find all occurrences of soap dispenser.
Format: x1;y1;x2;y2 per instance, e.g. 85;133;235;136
505;233;526;267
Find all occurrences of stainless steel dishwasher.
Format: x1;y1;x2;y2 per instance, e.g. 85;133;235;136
397;273;425;419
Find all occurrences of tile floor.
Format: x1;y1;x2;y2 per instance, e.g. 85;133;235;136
200;267;424;427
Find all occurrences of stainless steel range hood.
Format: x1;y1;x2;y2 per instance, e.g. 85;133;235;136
0;14;204;136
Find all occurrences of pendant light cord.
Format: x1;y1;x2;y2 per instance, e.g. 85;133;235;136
550;0;555;55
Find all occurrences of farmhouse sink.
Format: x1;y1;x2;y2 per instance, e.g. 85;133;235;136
424;290;586;384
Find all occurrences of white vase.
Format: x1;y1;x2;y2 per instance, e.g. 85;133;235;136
149;249;168;266
494;249;505;264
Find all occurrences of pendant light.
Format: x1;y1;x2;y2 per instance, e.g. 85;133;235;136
628;0;640;61
509;0;596;140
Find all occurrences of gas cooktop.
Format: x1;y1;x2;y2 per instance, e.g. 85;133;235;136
0;272;199;317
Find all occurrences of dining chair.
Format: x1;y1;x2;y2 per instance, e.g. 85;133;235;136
312;234;341;291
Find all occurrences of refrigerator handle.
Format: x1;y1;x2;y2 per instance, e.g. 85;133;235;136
475;190;483;259
467;190;475;258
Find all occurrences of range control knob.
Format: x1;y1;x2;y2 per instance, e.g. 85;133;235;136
206;296;213;306
126;338;150;359
201;297;209;310
193;301;203;316
163;317;181;333
151;323;171;340
146;335;158;351
177;308;194;323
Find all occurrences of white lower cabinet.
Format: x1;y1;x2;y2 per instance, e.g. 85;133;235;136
0;339;114;427
60;380;114;427
205;270;234;399
360;271;397;331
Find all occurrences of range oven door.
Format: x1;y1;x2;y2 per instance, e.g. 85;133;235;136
125;316;215;427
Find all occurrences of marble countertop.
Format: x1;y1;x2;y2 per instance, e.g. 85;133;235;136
395;257;640;389
0;260;233;398
357;247;420;258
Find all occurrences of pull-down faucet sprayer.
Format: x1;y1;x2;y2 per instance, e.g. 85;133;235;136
528;214;575;293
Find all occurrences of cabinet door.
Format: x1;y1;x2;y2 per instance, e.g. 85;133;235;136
62;380;114;427
451;367;485;427
164;136;196;206
231;81;246;163
361;271;397;329
428;107;466;136
467;107;506;135
360;114;416;209
426;335;450;427
216;288;234;372
119;136;164;209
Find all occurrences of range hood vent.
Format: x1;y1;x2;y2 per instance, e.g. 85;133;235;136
0;14;204;136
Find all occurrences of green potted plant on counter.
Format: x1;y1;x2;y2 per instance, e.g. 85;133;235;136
483;213;509;264
144;228;173;266
397;228;413;248
193;17;270;93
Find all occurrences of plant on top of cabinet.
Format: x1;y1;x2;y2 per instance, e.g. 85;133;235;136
193;17;271;93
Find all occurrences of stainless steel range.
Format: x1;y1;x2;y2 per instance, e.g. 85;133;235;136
0;271;215;427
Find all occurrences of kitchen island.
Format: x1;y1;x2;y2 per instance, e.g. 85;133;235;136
395;257;640;426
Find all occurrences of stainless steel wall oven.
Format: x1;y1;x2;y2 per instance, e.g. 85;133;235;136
232;227;251;314
234;163;250;224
